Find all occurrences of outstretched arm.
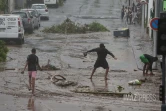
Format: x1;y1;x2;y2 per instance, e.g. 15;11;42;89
84;48;98;56
21;61;28;74
36;57;42;71
87;48;98;53
107;50;117;60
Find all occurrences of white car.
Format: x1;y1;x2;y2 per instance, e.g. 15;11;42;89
44;0;59;7
31;4;49;20
0;14;24;45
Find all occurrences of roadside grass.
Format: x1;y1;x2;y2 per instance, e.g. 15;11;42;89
58;0;64;6
0;40;8;62
42;18;109;34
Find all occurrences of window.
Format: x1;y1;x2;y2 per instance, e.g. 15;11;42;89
32;5;46;9
12;12;27;18
30;11;36;16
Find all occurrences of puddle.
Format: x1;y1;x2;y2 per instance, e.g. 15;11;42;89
0;93;159;111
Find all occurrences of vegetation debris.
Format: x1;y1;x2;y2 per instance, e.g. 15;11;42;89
42;18;109;34
0;40;9;62
41;59;60;70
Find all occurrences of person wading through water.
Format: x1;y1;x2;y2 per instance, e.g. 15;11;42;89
84;43;117;80
21;48;42;95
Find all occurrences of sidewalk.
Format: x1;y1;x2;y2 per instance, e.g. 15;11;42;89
122;0;155;70
129;24;153;70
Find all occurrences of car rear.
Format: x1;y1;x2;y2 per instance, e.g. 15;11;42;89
44;0;56;5
0;14;24;45
31;4;49;20
12;11;33;33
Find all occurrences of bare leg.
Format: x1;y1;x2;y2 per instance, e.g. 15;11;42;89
29;76;32;90
32;77;35;95
145;64;149;74
143;64;146;76
105;68;109;80
149;63;154;75
89;68;96;79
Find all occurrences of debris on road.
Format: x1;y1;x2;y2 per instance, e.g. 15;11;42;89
110;70;127;72
72;86;131;97
113;28;130;37
42;60;60;70
42;18;109;34
0;40;8;62
48;74;77;87
55;81;78;87
117;85;124;92
128;79;142;85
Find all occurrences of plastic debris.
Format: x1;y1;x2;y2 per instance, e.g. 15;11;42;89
128;79;142;85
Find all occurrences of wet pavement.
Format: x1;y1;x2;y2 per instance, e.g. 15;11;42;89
0;0;161;111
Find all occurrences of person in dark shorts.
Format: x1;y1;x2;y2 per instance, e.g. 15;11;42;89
21;48;42;95
140;54;158;76
84;44;117;80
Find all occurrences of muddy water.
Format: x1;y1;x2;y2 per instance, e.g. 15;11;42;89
0;0;161;110
0;93;160;111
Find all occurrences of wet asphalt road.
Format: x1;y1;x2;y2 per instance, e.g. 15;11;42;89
0;0;161;111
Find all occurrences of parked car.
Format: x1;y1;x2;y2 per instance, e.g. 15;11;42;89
31;4;49;20
21;9;41;29
0;14;24;45
44;0;59;8
11;11;34;33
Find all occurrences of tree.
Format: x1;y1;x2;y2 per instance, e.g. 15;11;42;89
0;0;6;12
0;40;8;62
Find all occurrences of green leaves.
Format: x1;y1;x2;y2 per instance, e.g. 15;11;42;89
0;0;6;11
42;18;109;34
0;40;8;62
88;22;110;32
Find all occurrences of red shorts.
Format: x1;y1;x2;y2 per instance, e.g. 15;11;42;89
28;71;37;78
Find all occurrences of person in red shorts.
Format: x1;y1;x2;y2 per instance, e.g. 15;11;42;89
22;48;42;95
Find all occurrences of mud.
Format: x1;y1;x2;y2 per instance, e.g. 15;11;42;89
0;0;161;111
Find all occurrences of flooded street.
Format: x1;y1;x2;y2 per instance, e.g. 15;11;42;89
0;0;161;111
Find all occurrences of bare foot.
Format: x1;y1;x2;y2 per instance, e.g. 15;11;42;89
89;77;92;80
105;78;109;80
143;73;147;76
149;73;155;76
32;93;35;96
29;86;32;91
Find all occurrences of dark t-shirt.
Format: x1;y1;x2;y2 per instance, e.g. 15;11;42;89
144;54;155;63
87;47;115;60
27;54;39;71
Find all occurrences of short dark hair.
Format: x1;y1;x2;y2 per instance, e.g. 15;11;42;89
100;43;105;48
31;48;36;53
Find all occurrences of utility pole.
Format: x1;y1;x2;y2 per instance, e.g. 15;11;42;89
153;0;159;69
159;1;166;110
